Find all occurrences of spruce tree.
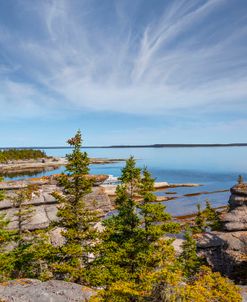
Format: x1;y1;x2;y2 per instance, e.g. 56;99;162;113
193;204;206;233
0;177;10;248
11;185;37;243
0;177;16;281
51;130;100;283
179;227;201;278
203;200;221;231
9;185;53;279
0;182;49;280
0;177;4;202
89;157;180;301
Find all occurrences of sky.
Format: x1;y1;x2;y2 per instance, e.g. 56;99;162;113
0;0;247;147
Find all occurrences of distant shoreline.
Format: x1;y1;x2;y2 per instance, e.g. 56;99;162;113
1;143;247;149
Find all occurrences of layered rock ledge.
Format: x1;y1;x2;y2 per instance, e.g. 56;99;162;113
197;183;247;284
0;175;113;231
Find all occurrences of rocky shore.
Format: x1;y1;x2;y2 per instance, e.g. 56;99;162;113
197;182;247;284
0;176;246;300
0;176;202;232
0;157;125;176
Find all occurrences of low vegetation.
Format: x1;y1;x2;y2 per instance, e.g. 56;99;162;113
0;149;48;163
0;131;242;301
193;200;221;233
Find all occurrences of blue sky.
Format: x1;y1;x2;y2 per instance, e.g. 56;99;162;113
0;0;247;146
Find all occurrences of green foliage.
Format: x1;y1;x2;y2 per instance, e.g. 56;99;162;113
0;184;55;281
179;227;201;277
193;204;206;233
7;186;53;279
11;185;38;240
0;149;47;163
51;130;100;283
0;176;16;281
203;200;221;231
0;177;4;202
153;266;242;302
9;230;57;280
0;136;242;302
193;201;221;233
89;157;180;301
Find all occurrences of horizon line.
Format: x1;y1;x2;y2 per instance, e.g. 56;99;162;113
1;143;247;149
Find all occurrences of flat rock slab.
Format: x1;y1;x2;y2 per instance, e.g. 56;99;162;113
197;231;247;253
0;186;112;231
0;279;95;302
231;183;247;197
222;205;247;231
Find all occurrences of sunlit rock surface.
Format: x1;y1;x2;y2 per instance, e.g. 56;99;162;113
197;183;247;284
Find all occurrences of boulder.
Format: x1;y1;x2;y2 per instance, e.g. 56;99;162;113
0;279;95;302
197;231;247;284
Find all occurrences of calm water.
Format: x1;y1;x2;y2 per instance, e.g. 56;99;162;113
7;147;247;216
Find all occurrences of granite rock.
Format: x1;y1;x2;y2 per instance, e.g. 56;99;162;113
197;183;247;284
0;279;95;302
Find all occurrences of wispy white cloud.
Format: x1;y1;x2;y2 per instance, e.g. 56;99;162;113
0;0;246;119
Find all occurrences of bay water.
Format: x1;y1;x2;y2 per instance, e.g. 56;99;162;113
6;147;247;216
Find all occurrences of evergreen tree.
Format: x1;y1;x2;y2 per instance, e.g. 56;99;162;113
0;177;4;202
203;200;221;231
179;227;201;278
0;177;16;281
51;130;100;283
0;177;10;248
193;204;206;233
0;182;51;280
11;185;37;243
8;185;52;279
89;157;180;301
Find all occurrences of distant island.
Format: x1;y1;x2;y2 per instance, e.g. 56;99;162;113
1;143;247;149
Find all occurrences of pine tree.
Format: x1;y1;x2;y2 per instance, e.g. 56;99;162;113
89;157;180;301
51;130;100;283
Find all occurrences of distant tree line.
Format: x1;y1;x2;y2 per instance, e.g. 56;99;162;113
0;131;242;301
0;149;48;163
